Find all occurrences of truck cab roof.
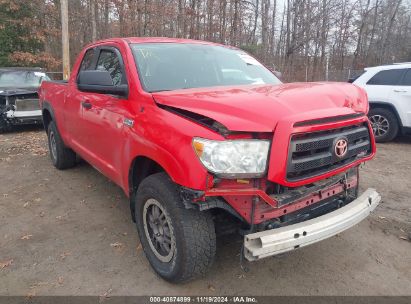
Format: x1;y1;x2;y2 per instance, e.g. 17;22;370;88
84;37;233;50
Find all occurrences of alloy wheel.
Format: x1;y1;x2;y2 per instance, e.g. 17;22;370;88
143;198;176;262
369;114;390;137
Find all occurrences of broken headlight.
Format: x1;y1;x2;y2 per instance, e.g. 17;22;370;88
192;137;270;178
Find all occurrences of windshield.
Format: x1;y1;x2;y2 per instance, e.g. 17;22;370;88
131;43;281;92
0;70;50;88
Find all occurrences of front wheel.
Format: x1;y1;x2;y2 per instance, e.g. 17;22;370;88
368;108;399;143
135;173;216;283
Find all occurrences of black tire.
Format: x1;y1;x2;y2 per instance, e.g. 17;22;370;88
368;108;399;143
0;114;11;133
135;172;216;283
47;121;76;169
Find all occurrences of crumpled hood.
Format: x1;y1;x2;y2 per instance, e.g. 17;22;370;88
152;82;368;132
0;87;38;97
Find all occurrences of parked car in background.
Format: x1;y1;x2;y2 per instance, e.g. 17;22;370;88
353;63;411;142
39;38;380;282
0;67;49;132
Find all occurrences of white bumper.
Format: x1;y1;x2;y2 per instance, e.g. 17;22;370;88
244;188;381;261
6;109;42;119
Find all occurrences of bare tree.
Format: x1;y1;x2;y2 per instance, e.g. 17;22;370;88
6;0;411;81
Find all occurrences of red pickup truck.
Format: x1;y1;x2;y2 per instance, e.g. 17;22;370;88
39;37;381;282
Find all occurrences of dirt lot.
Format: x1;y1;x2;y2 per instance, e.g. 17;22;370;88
1;127;410;296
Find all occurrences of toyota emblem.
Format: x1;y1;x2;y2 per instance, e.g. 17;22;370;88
334;138;348;158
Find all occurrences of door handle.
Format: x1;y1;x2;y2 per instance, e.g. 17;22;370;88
393;89;407;93
81;101;92;109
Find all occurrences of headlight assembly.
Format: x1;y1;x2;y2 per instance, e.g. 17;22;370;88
192;137;270;178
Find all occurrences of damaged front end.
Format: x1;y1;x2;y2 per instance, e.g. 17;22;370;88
153;83;380;261
181;163;380;261
176;108;379;261
0;90;43;132
184;167;360;229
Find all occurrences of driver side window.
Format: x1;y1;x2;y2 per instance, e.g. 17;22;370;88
96;50;123;86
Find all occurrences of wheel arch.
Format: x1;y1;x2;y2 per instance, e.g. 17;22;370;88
369;101;403;128
128;155;167;222
41;101;56;132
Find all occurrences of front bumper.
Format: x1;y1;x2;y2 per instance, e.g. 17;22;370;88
244;188;381;261
4;110;42;125
6;109;42;119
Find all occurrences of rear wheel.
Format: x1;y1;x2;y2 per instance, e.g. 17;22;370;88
368;108;399;142
135;172;216;283
47;121;76;169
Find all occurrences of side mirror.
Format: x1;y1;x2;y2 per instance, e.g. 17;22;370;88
77;70;128;97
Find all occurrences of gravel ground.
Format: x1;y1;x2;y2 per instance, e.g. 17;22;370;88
0;127;410;296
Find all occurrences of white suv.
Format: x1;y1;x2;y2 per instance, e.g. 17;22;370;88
353;63;411;142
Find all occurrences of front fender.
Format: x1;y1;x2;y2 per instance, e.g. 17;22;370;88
121;104;223;195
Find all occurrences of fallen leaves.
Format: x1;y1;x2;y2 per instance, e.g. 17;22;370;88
21;234;33;240
99;288;113;303
375;257;383;264
136;243;142;251
208;284;216;291
59;251;72;261
30;281;49;289
2;131;48;159
22;197;42;208
110;242;123;249
55;212;71;221
0;259;13;269
26;290;36;298
26;277;64;297
100;288;112;297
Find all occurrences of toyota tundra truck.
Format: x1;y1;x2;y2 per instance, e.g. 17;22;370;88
39;37;381;282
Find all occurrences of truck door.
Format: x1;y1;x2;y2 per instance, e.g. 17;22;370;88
79;46;132;185
389;68;411;128
64;47;97;149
